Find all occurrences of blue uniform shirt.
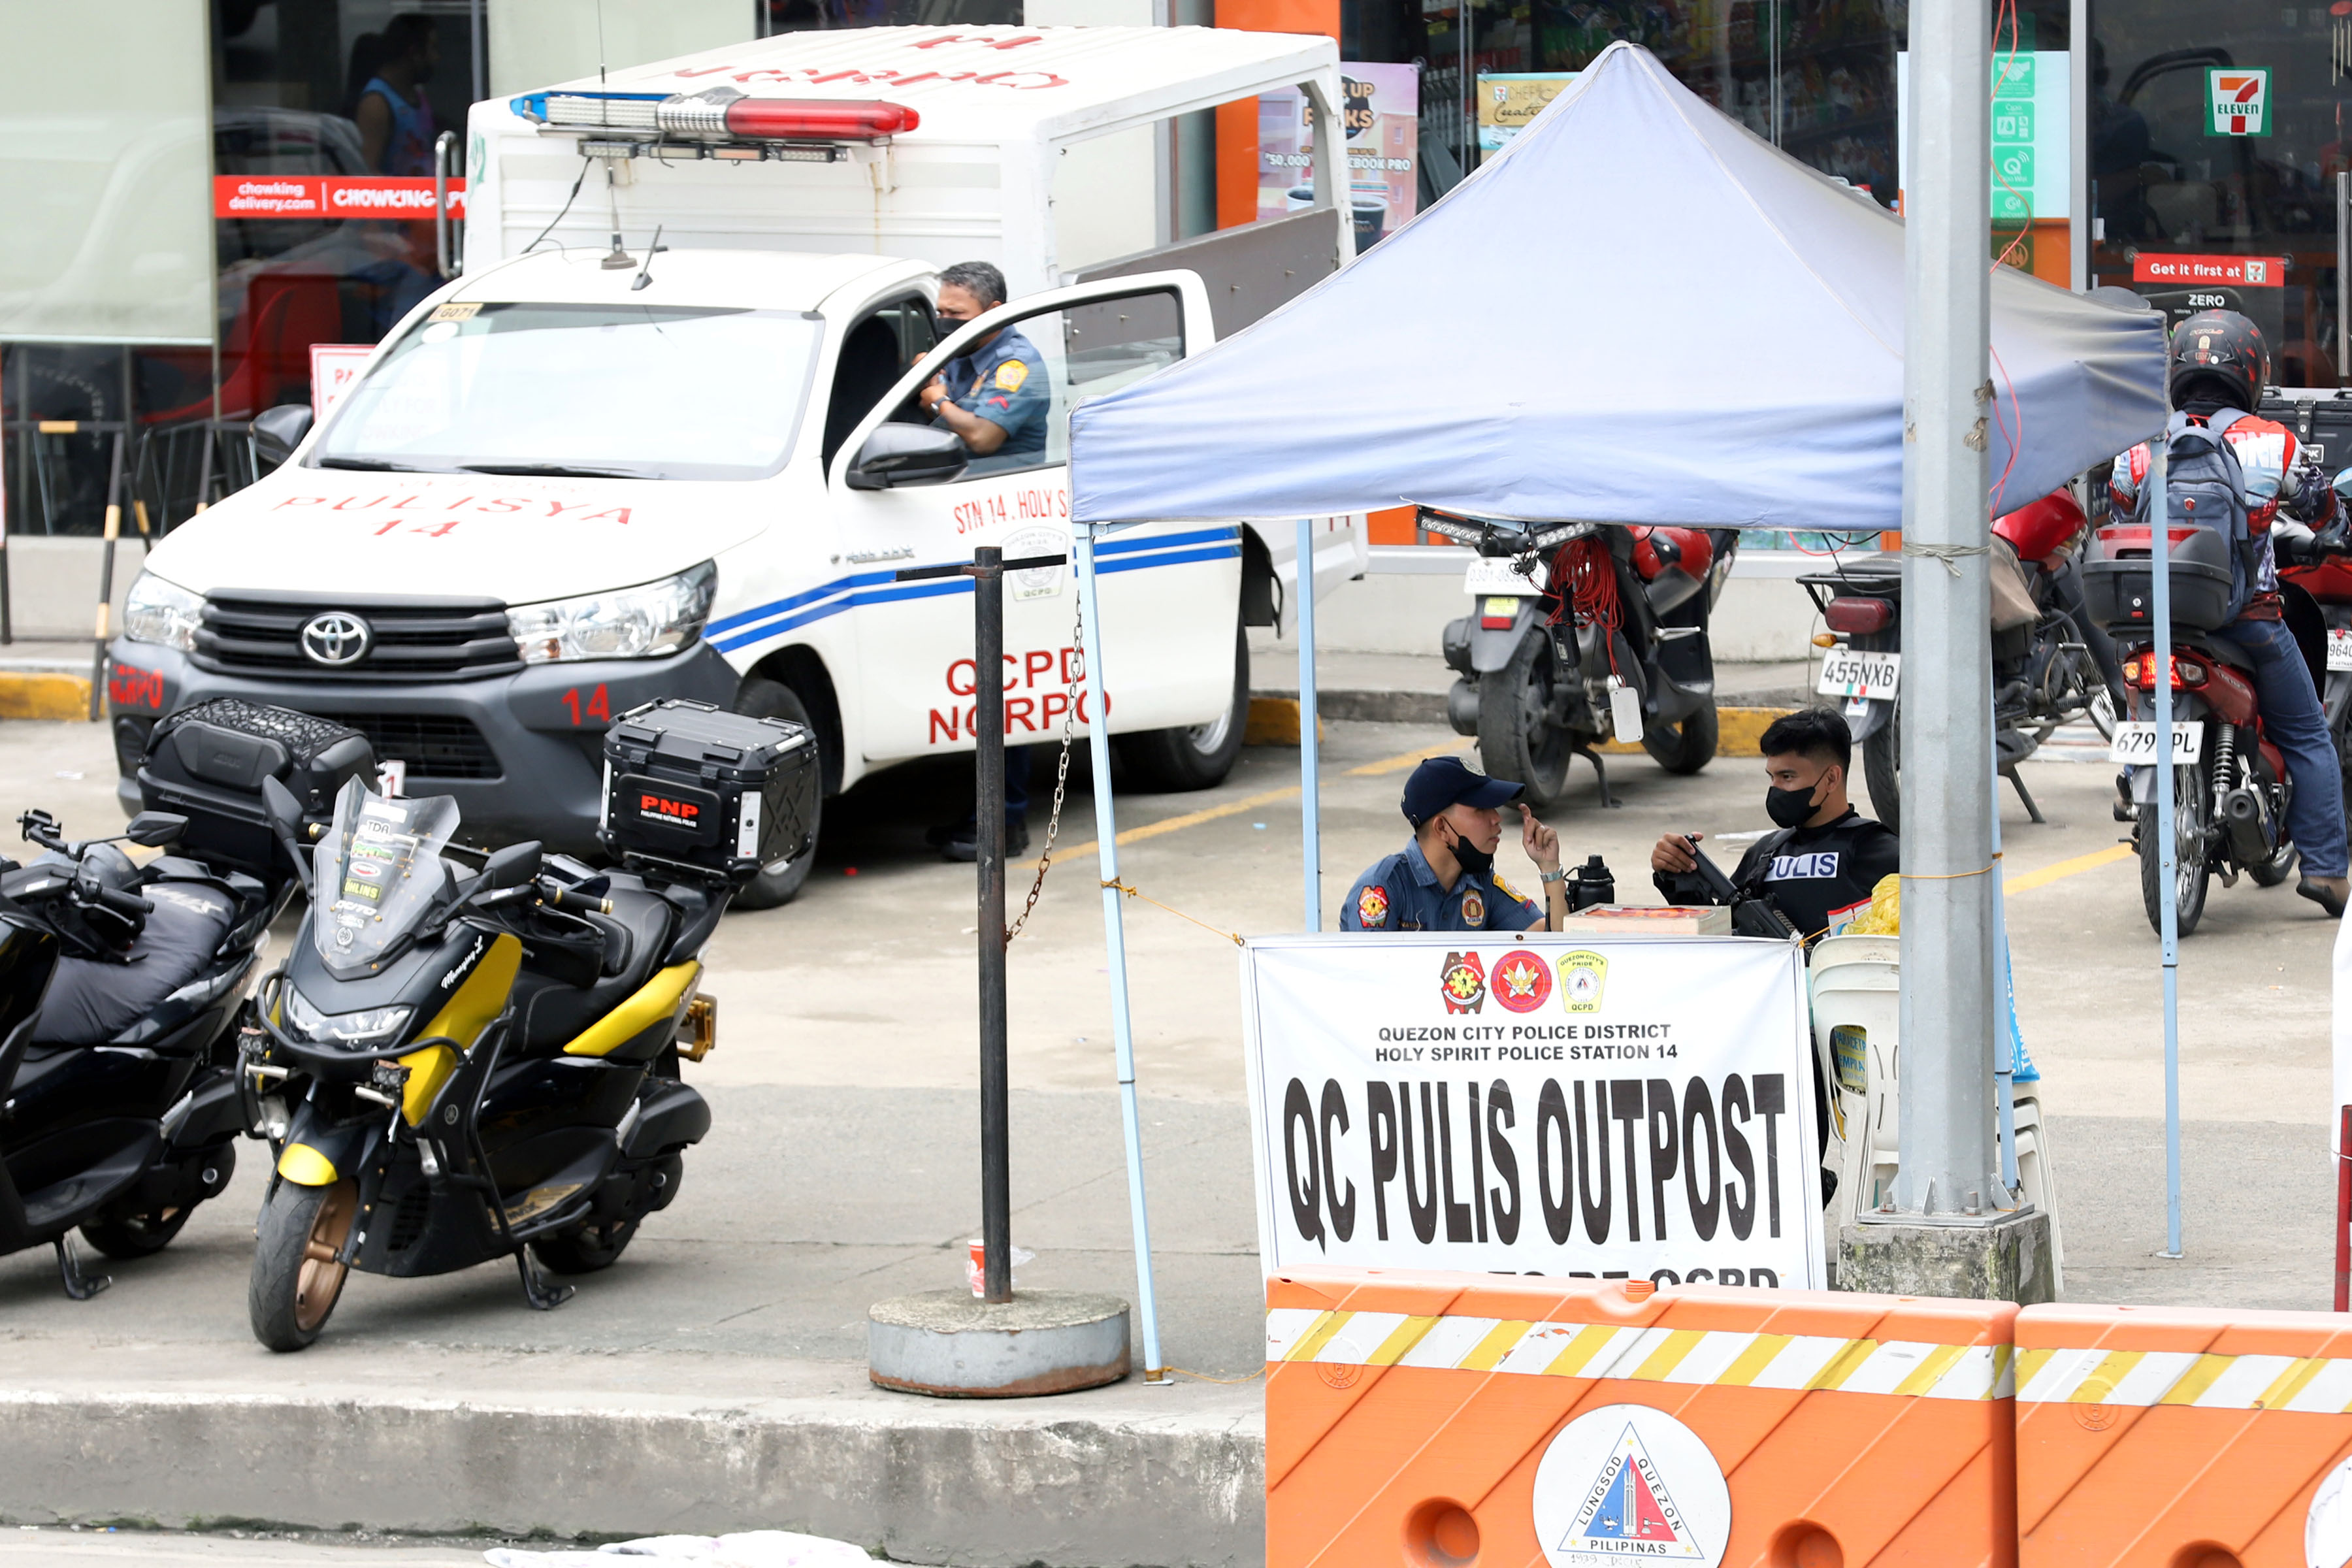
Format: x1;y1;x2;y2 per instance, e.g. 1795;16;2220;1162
1340;839;1543;932
938;324;1049;472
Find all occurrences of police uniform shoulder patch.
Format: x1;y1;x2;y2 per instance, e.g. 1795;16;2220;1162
1492;874;1535;909
994;359;1029;393
1460;887;1486;927
1358;884;1390;927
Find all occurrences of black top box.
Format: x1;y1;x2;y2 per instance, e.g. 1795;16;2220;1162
137;699;377;877
600;699;818;889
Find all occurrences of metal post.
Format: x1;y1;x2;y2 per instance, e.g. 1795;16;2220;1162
2338;171;2349;385
1297;518;1322;931
0;349;10;645
973;545;1013;1305
88;429;125;723
2069;0;2090;293
1989;713;2020;1192
1896;0;2001;1220
471;0;487;103
2149;446;2184;1258
1075;524;1167;1381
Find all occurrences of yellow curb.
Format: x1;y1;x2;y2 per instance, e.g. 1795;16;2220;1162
0;672;92;721
1243;696;1325;747
1599;705;1794;757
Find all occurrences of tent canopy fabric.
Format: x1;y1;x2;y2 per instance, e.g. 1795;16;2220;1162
1068;41;2167;534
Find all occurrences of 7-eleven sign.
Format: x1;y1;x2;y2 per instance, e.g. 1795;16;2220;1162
2208;69;2270;137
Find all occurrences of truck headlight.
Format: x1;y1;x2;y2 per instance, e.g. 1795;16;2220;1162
284;986;412;1047
506;561;717;664
122;573;204;651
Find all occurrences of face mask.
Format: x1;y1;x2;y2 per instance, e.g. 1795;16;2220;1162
1765;782;1821;829
937;314;971;339
1443;822;1495;875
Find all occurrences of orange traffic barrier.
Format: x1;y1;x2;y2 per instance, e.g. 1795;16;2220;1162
2016;1303;2352;1568
1267;1267;2018;1568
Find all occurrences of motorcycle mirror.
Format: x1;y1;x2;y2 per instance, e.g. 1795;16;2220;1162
259;776;302;833
480;840;543;892
122;811;188;848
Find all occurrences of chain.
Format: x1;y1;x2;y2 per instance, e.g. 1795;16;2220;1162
1004;583;1086;947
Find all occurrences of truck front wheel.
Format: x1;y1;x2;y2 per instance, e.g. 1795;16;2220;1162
1116;621;1249;793
730;677;823;909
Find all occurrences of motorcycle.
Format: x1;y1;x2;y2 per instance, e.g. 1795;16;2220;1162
1798;489;2125;832
241;698;814;1350
1434;511;1739;808
0;806;272;1298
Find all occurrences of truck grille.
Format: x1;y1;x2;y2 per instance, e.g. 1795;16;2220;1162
312;712;503;780
193;593;521;681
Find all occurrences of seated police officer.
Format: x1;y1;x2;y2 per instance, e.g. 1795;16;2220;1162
1649;708;1898;941
1343;756;1570;932
918;260;1049;476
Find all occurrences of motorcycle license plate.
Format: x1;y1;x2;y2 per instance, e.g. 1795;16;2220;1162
2109;722;2203;765
2329;628;2352;672
1817;647;1900;701
1463;556;1548;595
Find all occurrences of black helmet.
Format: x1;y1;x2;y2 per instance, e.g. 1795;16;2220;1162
2168;308;2270;412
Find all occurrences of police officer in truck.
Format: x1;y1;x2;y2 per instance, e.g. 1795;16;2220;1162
918;259;1049;476
1341;756;1571;932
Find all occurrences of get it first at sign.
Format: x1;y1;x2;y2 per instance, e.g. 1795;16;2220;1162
2208;68;2270;136
1239;934;1826;1290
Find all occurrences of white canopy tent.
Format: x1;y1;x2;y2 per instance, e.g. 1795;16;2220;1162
1057;40;2174;1334
1066;40;2166;532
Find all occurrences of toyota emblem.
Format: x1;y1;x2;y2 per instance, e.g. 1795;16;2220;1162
299;611;372;667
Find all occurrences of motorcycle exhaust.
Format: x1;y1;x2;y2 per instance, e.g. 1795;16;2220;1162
2223;786;2274;867
1445;679;1480;738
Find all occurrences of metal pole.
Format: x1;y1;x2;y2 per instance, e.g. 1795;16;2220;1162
1989;711;2020;1192
2069;0;2090;293
471;0;487;103
1297;518;1322;930
1075;524;1167;1380
2149;445;2184;1258
88;428;125;723
1896;0;2000;1220
973;546;1013;1305
0;348;10;645
2338;170;2349;385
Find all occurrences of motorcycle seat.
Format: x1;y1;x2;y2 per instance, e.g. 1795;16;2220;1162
513;885;678;1056
2198;636;2258;672
33;883;238;1047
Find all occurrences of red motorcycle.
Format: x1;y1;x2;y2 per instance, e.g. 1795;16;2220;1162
2278;532;2352;817
1801;489;2123;832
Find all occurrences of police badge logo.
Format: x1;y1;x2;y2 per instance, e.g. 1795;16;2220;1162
1531;1405;1729;1567
1560;949;1608;1013
995;359;1030;392
1440;951;1487;1013
1358;884;1390;927
1460;888;1486;926
1494;951;1553;1013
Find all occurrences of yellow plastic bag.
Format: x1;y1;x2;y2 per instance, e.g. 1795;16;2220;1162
1843;873;1901;936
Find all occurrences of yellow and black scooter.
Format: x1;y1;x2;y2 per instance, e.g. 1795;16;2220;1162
242;699;815;1350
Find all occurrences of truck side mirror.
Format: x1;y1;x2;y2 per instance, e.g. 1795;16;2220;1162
845;424;968;491
250;404;315;468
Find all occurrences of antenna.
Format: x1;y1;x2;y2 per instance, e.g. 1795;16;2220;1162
630;225;667;291
595;0;608;84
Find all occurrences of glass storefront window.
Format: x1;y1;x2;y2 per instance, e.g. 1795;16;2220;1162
2090;0;2342;384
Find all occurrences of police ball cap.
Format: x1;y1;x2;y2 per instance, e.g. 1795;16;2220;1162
1403;755;1524;826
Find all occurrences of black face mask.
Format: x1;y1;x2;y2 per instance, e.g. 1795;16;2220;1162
1765;783;1821;829
936;314;972;340
1443;823;1495;876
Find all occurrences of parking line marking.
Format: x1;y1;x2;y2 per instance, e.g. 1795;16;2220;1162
1033;785;1303;868
1346;743;1473;777
2004;843;2133;894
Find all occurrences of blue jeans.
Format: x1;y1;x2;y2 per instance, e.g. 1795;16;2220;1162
2216;615;2348;879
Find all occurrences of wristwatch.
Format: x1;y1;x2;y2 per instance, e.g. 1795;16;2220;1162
1539;868;1567;885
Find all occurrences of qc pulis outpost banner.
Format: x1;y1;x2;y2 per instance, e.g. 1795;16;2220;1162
1240;933;1825;1288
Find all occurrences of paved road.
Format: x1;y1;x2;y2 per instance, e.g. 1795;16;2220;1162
0;699;2336;1390
0;1531;482;1565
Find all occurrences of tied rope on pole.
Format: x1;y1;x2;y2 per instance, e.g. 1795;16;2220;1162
1903;540;1989;578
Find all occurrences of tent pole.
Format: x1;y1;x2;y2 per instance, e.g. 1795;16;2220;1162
1298;517;1321;931
2150;447;2183;1259
1076;523;1168;1380
1895;0;2001;1229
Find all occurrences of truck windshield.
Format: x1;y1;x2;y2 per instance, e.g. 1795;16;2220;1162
313;302;823;481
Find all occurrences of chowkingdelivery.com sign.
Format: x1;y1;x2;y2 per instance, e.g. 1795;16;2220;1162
1239;934;1825;1288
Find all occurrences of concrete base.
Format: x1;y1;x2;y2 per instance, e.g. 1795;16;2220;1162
1837;1208;2058;1303
869;1290;1132;1398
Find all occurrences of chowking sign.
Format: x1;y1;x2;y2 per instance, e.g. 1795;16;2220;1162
1240;934;1824;1288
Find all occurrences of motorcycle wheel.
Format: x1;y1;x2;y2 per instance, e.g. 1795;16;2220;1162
1863;702;1901;834
2137;760;2212;938
531;1215;642;1275
80;1207;192;1260
1641;698;1718;776
250;1177;358;1353
1477;633;1575;808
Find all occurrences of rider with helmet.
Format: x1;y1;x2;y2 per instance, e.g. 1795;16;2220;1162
2108;308;2350;917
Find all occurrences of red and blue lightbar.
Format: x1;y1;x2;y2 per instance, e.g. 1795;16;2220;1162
511;86;919;143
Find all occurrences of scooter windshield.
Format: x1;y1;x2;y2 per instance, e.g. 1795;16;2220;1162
312;778;461;977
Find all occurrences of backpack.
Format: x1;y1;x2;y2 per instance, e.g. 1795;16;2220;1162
2134;408;2260;623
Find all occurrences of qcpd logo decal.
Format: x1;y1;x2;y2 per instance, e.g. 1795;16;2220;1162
300;611;372;667
1533;1405;1729;1567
